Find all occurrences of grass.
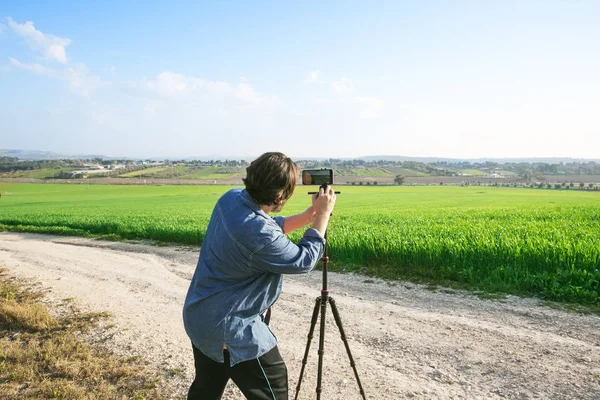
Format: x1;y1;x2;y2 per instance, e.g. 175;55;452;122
0;268;167;399
384;167;431;177
0;168;77;179
149;166;191;179
118;167;171;178
0;183;598;308
179;166;244;180
456;169;487;176
334;167;394;177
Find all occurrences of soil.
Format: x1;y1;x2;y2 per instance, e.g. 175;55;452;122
1;232;598;399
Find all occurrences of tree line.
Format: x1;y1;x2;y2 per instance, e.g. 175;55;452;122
2;156;600;178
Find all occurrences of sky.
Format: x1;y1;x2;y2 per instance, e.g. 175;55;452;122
1;0;599;160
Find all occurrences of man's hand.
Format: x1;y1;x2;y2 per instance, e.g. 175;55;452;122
311;185;336;236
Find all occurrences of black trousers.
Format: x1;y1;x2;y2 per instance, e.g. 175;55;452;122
188;344;288;400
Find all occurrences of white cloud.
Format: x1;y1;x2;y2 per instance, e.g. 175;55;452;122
307;74;383;118
309;93;385;119
6;19;103;97
110;66;116;74
331;78;355;94
138;71;229;97
9;57;57;77
354;96;384;119
67;64;104;97
205;81;233;94
153;71;192;96
0;23;6;38
136;71;278;108
304;70;321;84
313;97;334;105
7;17;71;64
236;83;279;107
9;57;102;96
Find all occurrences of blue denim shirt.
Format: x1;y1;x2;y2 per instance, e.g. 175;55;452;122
183;188;325;366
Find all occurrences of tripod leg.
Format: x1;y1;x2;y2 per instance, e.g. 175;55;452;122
294;297;321;400
316;292;328;400
329;297;367;400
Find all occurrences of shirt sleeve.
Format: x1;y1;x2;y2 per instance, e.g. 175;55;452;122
273;216;285;230
250;228;326;274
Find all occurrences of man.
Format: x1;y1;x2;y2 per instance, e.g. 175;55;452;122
183;152;336;399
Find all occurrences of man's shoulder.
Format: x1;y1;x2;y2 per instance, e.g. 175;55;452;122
216;188;244;210
220;188;243;201
216;191;282;252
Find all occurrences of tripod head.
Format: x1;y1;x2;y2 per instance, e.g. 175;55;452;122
301;168;339;288
302;168;341;195
307;184;341;196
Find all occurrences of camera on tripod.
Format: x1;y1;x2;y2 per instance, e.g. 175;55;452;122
302;168;334;186
302;169;340;196
296;168;364;399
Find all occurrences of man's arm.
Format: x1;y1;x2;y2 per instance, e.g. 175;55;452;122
251;230;325;274
281;206;314;234
281;186;336;235
253;187;335;275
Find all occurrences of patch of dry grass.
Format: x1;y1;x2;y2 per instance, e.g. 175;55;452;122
0;269;167;399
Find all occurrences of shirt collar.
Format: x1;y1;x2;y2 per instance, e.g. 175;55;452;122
240;189;269;218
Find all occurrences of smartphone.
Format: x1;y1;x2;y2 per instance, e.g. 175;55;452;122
302;169;334;186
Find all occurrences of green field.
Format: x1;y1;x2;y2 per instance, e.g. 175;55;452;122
0;183;598;308
334;167;394;177
180;166;244;180
384;167;431;177
118;166;171;178
150;165;191;178
456;169;487;176
0;168;77;179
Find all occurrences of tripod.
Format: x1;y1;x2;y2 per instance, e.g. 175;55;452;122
294;221;366;399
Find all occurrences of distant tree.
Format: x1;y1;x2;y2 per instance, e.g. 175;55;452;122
580;182;585;189
589;183;594;190
373;181;378;185
359;181;363;186
393;174;405;185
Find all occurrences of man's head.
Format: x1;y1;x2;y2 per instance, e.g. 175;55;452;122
243;152;298;211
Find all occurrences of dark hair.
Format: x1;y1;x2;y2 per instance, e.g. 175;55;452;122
243;152;298;206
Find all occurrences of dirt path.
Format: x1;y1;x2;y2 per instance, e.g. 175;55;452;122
0;232;598;399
